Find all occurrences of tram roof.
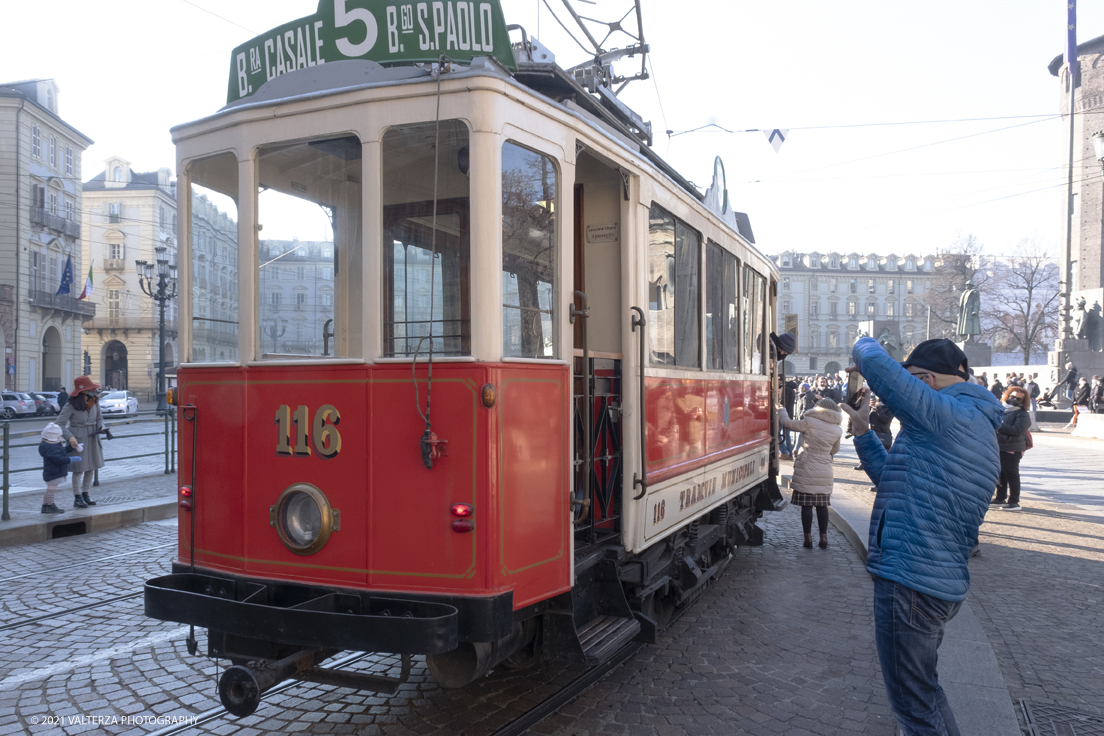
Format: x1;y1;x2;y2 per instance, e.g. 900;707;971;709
174;56;760;251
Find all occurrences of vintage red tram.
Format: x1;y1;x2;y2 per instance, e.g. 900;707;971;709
144;0;785;717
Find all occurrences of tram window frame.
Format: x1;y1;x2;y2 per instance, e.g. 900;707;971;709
255;133;362;361
705;241;739;371
647;204;701;368
741;264;766;375
501;141;558;360
381;119;472;358
185;152;240;365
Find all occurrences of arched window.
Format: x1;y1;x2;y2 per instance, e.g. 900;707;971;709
113;166;123;182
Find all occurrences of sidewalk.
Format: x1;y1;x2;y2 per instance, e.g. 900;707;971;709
784;445;1023;736
0;470;177;547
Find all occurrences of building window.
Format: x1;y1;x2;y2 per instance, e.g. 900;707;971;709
66;147;73;176
65;199;73;221
159;206;166;230
907;279;914;294
782;254;790;267
849;279;857;294
296;266;305;280
811;276;818;290
866;301;876;316
829;278;837;293
811;301;819;316
849;257;857;268
49;137;57;167
887;301;896;317
868;278;875;293
783;277;790;291
321;266;333;280
868;256;877;269
848;301;857;316
109;242;123;260
269;291;281;308
109;203;120;223
321;292;334;307
888;279;895;294
48;192;58;215
905;302;915;318
830;301;838;317
648;203;701;367
108;290;122;326
32;126;40;157
113;166;124;182
906;259;914;270
830;256;838;268
810;330;819;349
828;331;839;349
782;300;791;313
295;292;307;310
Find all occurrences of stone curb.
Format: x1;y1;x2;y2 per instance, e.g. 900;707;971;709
0;499;177;548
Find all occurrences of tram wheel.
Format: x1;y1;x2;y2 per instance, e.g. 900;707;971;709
500;618;541;670
218;665;262;717
646;590;675;629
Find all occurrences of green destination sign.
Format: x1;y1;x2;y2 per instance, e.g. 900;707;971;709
228;0;517;104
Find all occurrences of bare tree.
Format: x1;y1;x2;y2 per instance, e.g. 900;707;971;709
924;233;991;340
985;239;1060;365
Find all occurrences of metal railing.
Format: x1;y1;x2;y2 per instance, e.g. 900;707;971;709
1;411;176;521
30;207;81;238
28;289;97;318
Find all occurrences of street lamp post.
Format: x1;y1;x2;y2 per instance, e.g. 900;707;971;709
136;244;177;413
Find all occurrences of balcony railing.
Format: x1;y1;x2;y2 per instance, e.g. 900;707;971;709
30;207;80;238
28;289;96;319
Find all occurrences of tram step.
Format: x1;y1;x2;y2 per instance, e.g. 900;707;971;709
578;614;641;666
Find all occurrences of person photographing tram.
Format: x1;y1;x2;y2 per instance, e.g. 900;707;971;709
840;338;1002;735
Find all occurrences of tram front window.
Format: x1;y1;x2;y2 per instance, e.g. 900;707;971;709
382;120;470;357
256;135;362;359
187;153;239;364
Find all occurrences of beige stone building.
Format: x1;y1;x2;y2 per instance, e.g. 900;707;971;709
81;157;178;397
0;79;94;392
771;251;939;375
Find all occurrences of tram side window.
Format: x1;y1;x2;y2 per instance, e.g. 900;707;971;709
187;153;239;364
742;265;766;374
647;205;700;367
383;120;470;357
705;242;739;371
502;142;557;359
257;135;361;359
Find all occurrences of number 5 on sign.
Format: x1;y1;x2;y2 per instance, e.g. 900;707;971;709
275;404;342;459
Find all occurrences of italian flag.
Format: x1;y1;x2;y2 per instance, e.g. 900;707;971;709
78;264;93;300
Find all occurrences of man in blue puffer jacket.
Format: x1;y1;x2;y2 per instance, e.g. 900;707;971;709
842;337;1002;736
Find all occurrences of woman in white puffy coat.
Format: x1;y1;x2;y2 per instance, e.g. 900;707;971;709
778;398;844;548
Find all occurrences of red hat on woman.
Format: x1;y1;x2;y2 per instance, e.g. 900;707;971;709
69;375;101;397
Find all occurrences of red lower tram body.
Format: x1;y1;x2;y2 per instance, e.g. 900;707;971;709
145;360;781;713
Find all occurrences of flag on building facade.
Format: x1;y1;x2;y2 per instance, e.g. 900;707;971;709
1067;0;1078;81
56;255;74;296
78;263;94;300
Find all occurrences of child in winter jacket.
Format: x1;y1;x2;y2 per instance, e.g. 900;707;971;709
39;423;81;514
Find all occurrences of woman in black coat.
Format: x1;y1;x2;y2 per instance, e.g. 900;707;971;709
992;386;1031;511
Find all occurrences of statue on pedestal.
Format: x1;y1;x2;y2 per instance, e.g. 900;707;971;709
956;281;981;342
877;328;902;361
1072;297;1088;341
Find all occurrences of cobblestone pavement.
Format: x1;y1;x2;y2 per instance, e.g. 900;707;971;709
0;472;177;531
0;504;898;736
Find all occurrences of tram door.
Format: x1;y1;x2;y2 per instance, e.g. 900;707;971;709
572;152;624;547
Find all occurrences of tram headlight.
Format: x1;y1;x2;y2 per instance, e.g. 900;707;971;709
271;483;339;555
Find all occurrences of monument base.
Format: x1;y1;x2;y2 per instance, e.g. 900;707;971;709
957;341;991;369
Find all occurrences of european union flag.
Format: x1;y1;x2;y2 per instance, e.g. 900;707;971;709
57;254;74;296
1067;0;1078;82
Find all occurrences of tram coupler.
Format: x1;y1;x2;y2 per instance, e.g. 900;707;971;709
219;648;325;717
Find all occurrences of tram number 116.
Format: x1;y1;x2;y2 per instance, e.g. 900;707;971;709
275;405;342;459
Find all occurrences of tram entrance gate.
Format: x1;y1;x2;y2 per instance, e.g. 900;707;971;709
571;151;626;551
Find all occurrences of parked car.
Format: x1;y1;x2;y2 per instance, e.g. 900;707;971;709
100;390;139;416
1;392;34;419
31;392;61;415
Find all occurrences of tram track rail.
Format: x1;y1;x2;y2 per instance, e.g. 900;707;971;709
0;543;174;585
147;642;645;736
0;591;144;633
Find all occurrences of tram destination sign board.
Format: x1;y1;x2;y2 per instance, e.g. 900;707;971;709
228;0;517;104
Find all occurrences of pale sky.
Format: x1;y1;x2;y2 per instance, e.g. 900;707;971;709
3;0;1101;259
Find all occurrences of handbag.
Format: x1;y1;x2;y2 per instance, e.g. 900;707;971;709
1024;430;1033;451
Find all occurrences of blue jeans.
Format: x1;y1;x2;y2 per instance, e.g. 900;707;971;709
873;577;962;735
779;429;793;455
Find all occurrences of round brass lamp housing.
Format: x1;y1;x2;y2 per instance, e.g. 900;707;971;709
271;483;338;555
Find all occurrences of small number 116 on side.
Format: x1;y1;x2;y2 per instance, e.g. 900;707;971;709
274;405;342;459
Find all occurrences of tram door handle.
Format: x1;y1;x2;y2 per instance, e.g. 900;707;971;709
631;307;647;500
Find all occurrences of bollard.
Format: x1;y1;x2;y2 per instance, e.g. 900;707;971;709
2;422;9;521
